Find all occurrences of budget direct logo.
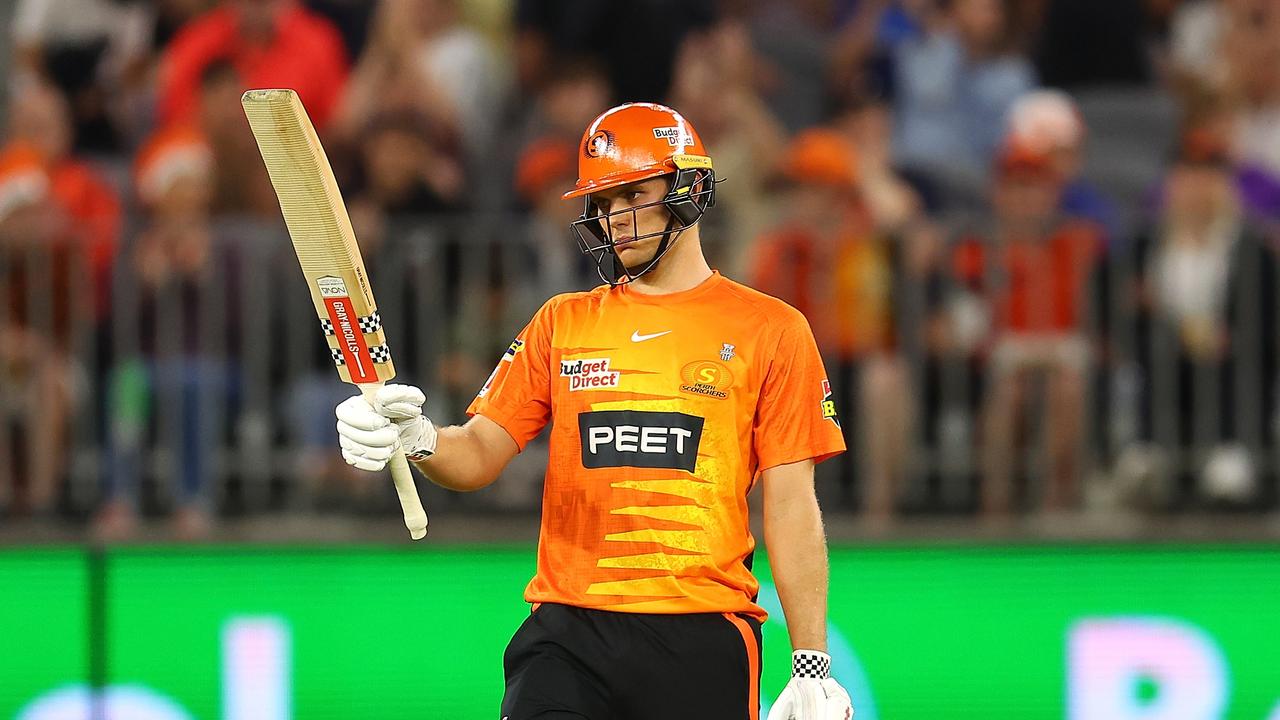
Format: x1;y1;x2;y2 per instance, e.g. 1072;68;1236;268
680;360;733;399
560;357;620;392
578;410;704;472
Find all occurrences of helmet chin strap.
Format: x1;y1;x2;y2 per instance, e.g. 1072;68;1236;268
620;214;680;282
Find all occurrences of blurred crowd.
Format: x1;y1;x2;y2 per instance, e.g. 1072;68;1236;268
2;0;1280;539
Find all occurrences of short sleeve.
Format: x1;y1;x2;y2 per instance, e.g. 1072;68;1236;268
465;298;555;450
752;309;846;470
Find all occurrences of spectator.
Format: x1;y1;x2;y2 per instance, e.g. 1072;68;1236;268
514;0;715;102
749;129;912;522
193;59;276;216
503;59;611;208
892;0;1037;204
512;136;595;302
0;144;74;517
1120;127;1276;507
833;91;931;234
1168;0;1276;98
0;82;121;516
335;0;504;164
157;0;349;130
523;60;612;143
828;0;922;116
668;20;789;276
11;0;154;151
2;82;120;321
348;110;465;223
949;141;1105;519
1220;0;1280;188
1006;89;1121;243
95;124;240;540
1167;1;1280;222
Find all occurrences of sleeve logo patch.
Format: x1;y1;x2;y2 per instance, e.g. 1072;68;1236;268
821;378;841;429
502;338;525;362
478;337;524;399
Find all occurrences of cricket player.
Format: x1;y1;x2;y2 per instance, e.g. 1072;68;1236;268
336;103;853;720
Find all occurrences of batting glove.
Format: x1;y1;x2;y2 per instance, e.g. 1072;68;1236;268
336;384;437;471
766;651;853;720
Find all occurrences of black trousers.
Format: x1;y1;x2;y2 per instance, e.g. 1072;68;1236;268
500;604;762;720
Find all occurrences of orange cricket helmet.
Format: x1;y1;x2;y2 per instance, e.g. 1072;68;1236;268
564;102;711;199
564;102;717;286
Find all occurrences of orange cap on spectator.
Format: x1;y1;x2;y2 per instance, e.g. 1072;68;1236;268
134;124;213;206
1175;127;1232;167
0;142;50;222
517;137;577;203
780;129;859;189
995;140;1055;178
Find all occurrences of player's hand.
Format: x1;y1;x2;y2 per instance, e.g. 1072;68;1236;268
335;384;438;471
766;651;853;720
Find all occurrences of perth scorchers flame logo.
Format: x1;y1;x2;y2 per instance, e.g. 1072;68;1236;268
584;129;615;158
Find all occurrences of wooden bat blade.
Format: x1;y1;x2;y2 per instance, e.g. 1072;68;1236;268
241;88;395;385
242;88;427;540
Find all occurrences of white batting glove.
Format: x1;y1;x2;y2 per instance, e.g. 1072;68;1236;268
766;651;853;720
335;384;437;471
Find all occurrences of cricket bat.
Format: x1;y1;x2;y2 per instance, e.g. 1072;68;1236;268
241;88;428;540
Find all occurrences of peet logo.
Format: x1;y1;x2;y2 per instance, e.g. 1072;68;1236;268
578;410;704;472
680;360;733;400
560;357;620;392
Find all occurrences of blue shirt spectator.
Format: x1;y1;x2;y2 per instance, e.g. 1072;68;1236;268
891;0;1035;199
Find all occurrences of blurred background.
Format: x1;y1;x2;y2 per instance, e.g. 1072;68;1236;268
0;0;1279;718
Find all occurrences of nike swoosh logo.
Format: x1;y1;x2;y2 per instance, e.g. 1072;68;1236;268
631;330;672;343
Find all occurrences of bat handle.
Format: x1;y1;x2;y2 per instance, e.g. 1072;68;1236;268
389;451;428;540
362;383;429;540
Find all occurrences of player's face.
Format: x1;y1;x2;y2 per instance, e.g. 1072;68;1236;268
588;177;673;269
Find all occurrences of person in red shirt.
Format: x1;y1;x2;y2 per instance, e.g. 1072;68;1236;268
951;141;1104;519
157;0;349;130
334;103;854;719
0;82;121;515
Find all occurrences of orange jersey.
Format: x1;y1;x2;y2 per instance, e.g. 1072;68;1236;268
466;272;845;620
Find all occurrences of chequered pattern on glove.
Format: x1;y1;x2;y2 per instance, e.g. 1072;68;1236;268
320;318;335;336
792;651;831;679
330;347;345;366
369;344;392;363
358;312;381;333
